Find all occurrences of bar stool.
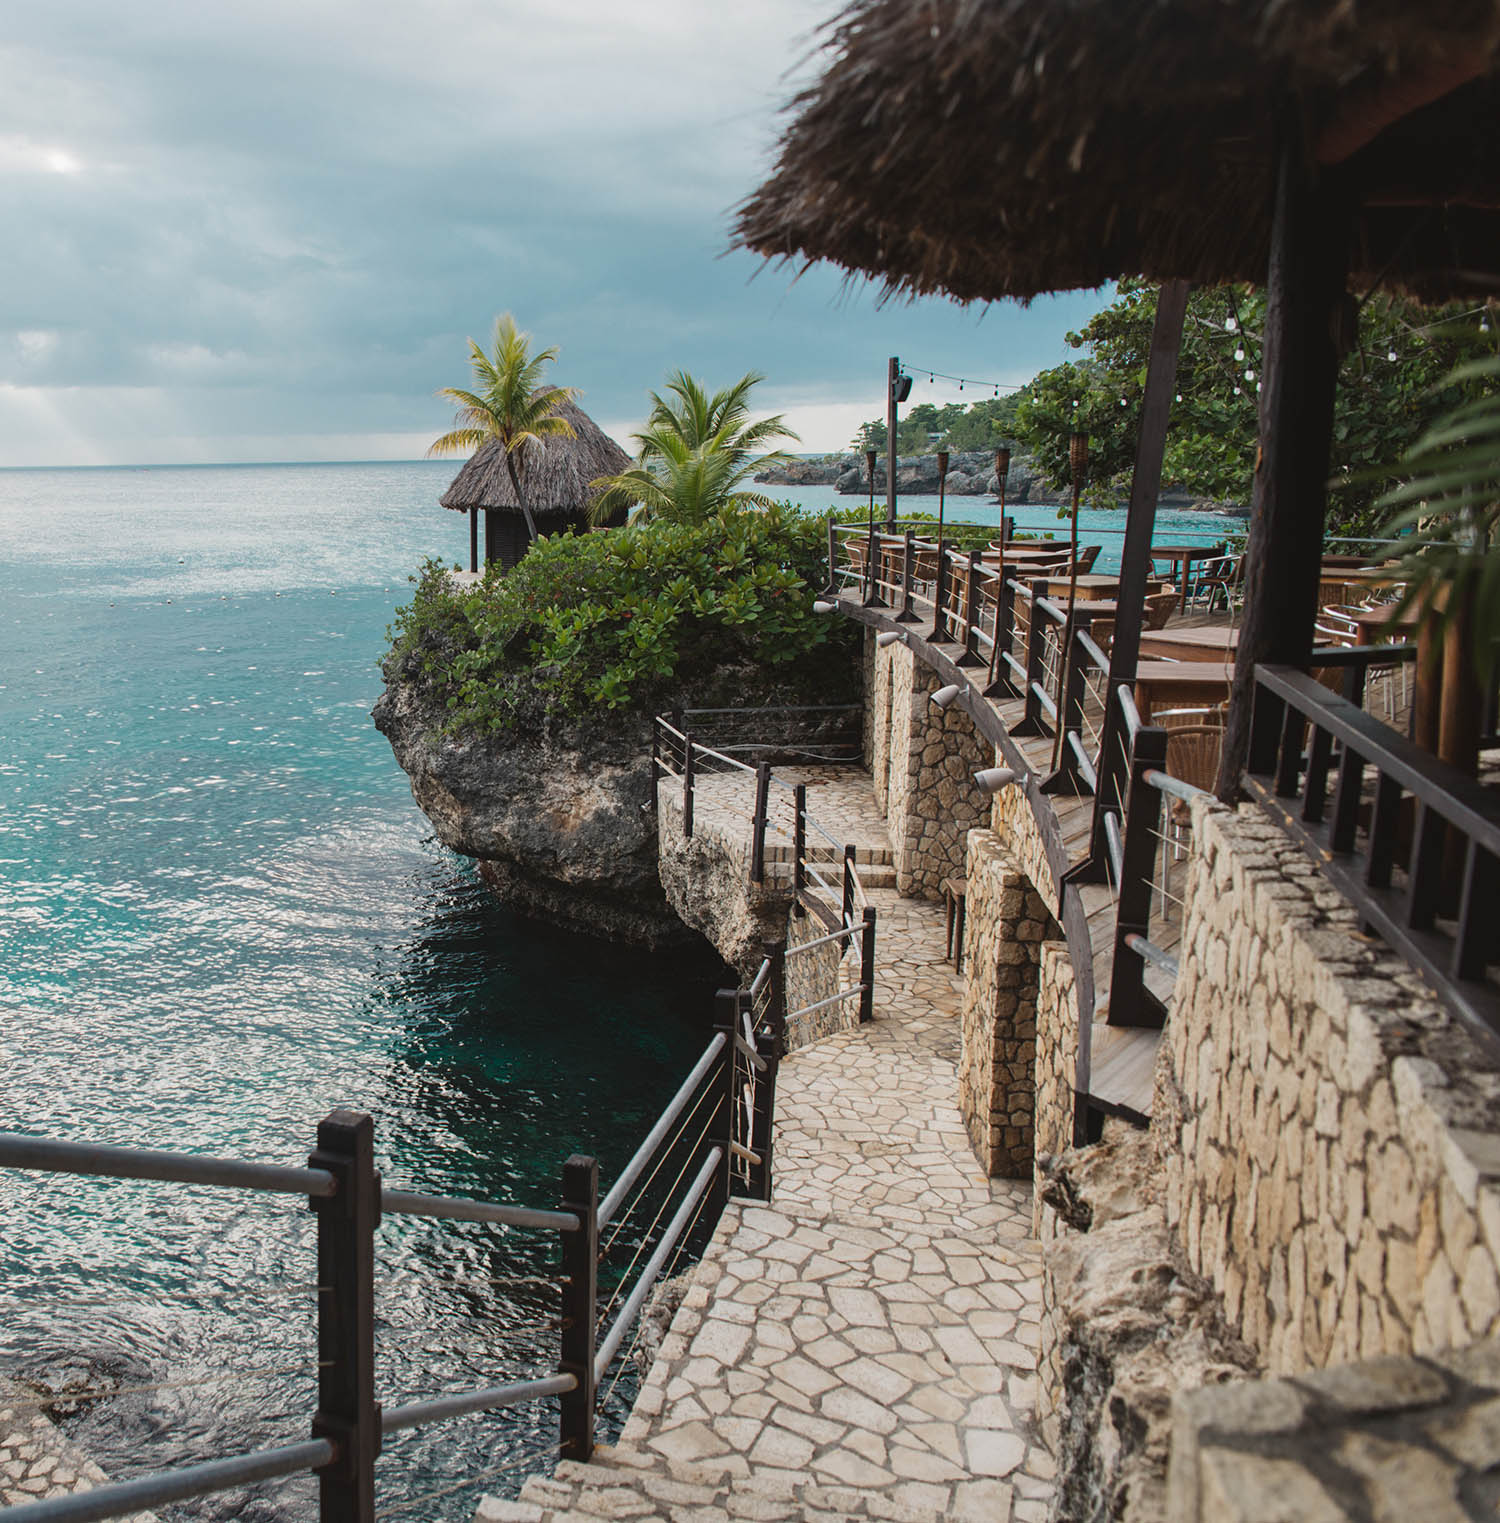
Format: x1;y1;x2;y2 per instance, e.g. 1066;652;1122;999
942;876;967;971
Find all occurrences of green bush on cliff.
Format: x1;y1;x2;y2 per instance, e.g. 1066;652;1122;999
386;505;856;730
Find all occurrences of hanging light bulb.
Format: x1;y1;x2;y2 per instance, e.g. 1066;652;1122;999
1225;316;1238;332
1244;368;1255;381
1234;347;1246;362
959;380;964;391
1387;348;1399;362
1119;396;1128;407
1233;385;1242;395
1175;392;1183;402
1255;381;1263;393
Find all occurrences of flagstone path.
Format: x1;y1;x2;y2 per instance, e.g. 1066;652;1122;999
486;769;1053;1523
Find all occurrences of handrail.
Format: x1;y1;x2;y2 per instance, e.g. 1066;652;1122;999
380;1188;579;1233
597;1033;728;1228
0;1440;337;1523
593;1148;722;1381
0;1132;337;1199
381;1373;577;1435
784;921;859;957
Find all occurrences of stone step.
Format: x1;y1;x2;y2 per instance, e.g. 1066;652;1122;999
493;1443;978;1523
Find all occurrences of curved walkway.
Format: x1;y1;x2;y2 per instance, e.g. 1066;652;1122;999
494;776;1052;1523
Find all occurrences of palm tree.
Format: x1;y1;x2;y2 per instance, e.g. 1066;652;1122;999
429;314;577;551
591;370;799;525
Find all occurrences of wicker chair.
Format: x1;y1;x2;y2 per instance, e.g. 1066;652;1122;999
1156;723;1222;917
1143;591;1179;630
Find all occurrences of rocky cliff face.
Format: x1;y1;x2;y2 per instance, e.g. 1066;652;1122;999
373;679;689;946
756;450;1063;501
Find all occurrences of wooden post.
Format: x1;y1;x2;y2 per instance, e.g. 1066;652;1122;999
682;734;695;840
987;574;1019;697
959;549;983;666
310;1110;380;1523
712;992;740;1215
1108;726;1170;1028
886;357;900;530
1217;112;1352;798
484;507;497;567
792;783;807;906
469;507;478;574
898;530;918;622
1042;615;1097;796
558;1155;599;1461
858;908;877;1024
750;764;771;884
1082;279;1189;880
1014;579;1051;736
841;844;856;929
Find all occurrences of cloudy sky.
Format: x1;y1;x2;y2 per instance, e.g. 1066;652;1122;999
0;0;1105;466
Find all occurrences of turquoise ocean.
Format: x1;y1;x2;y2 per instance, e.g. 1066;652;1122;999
0;463;1234;1517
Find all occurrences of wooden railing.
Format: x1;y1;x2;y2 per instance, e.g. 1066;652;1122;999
0;985;782;1523
1245;657;1499;1044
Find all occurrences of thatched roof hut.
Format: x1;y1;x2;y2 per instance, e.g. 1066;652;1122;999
735;0;1500;305
738;0;1500;793
440;396;636;570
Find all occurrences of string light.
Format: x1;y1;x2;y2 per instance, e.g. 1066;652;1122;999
1234;347;1246;362
1224;317;1238;332
906;365;1026;393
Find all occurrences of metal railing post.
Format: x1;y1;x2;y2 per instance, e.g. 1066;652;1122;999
859;907;877;1024
1042;619;1096;796
986;575;1019;697
750;764;771;884
841;844;856;929
958;550;983;666
1014;579;1051;736
792;784;807;907
309;1110;380;1523
930;547;950;642
712;992;740;1216
825;514;838;596
898;531;918;622
682;733;695;840
748;943;784;1203
650;721;660;794
1107;725;1169;1028
558;1154;598;1461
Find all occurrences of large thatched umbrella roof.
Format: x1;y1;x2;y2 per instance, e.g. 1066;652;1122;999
439;396;635;517
735;0;1500;304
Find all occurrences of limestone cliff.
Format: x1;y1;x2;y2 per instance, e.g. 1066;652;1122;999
373;679;683;946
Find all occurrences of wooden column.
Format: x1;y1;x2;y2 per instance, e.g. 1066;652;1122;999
469;507;478;573
1217;112;1352;796
886;356;900;530
1081;279;1188;875
484;507;498;566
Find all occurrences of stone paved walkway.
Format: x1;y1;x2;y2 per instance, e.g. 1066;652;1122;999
489;771;1052;1523
0;1382;153;1520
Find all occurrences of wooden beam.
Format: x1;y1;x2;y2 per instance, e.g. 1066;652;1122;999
1218;112;1353;797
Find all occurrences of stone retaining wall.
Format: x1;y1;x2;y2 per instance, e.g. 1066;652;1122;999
1167;1338;1500;1521
1034;944;1081;1200
1156;797;1500;1375
783;909;860;1051
866;630;894;815
882;645;990;901
957;828;1058;1177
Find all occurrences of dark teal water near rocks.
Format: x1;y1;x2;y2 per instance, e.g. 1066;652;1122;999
0;463;725;1519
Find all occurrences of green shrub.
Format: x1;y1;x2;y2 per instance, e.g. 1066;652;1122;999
385;505;856;732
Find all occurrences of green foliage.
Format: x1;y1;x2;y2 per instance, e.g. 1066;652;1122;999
429;313;578;543
850;396;1021;457
1010;281;1496;532
385;506;854;731
592;371;799;526
1372;354;1500;681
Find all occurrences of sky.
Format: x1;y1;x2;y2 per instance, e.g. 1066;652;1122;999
0;0;1107;467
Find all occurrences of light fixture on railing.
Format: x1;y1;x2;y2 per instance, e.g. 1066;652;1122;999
974;766;1024;793
930;683;963;709
812;600;838;614
877;630;903;648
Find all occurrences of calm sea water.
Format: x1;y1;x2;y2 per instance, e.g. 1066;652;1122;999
0;462;727;1520
0;462;1233;1518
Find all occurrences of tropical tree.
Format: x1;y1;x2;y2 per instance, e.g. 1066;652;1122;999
429;313;577;546
592;371;799;525
1010;281;1495;532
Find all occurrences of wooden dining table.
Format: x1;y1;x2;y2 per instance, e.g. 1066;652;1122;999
1137;624;1239;662
1149;544;1225;612
1036;574;1166;602
1349;602;1420;646
1133;661;1233;721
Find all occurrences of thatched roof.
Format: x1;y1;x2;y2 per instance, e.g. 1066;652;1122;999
735;0;1500;304
439;396;635;516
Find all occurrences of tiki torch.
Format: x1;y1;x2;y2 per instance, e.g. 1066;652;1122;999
865;449;878;603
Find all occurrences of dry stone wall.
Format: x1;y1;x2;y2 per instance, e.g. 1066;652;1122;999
882;645;990;900
1034;945;1081;1194
866;630;894;814
783;908;860;1050
1156;796;1500;1376
1167;1338;1500;1522
958;828;1059;1177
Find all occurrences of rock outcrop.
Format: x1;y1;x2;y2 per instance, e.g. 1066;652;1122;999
373;680;686;946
